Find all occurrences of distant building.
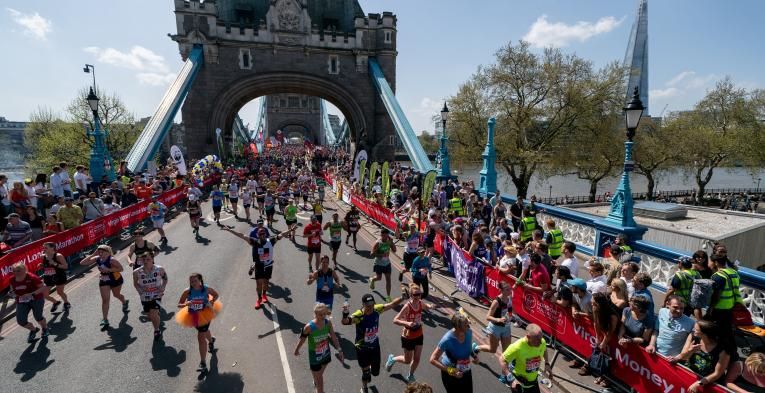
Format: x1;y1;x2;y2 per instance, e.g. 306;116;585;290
0;116;28;180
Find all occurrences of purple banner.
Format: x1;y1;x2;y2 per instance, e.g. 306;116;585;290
447;238;486;298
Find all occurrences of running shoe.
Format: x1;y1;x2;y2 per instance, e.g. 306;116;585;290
51;301;62;312
254;299;263;309
261;295;269;303
406;374;416;383
369;278;375;290
27;327;40;343
197;362;208;372
471;342;480;358
100;319;109;327
385;354;395;372
122;300;130;313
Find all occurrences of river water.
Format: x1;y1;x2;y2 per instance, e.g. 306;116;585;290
402;162;764;198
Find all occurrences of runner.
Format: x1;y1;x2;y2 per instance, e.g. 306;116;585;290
307;255;341;309
187;194;203;236
255;180;267;216
10;262;50;342
304;215;323;272
342;293;403;393
221;179;229;211
277;187;289;214
40;241;70;311
128;229;159;268
323;213;344;267
344;205;361;250
132;252;168;340
386;282;435;383
499;323;549;392
429;311;480;393
313;199;323;224
317;183;326;204
369;228;397;302
148;195;168;244
284;199;299;241
210;185;224;225
410;247;433;299
294;303;344;393
301;182;311;209
228;180;239;218
240;187;252;221
176;273;221;374
400;222;422;282
473;281;513;368
264;190;276;226
249;226;289;309
80;245;128;329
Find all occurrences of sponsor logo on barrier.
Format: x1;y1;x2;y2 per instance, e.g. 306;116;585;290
573;323;598;347
56;233;84;251
614;348;677;393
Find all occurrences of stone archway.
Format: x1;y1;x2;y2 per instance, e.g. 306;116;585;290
207;72;367;153
273;119;315;143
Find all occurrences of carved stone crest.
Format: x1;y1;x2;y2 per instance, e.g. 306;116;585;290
276;0;302;32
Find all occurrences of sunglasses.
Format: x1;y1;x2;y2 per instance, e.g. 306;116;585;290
411;293;422;297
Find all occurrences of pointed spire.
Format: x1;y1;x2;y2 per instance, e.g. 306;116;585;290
624;0;649;115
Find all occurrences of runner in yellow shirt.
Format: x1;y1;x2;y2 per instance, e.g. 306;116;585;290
500;324;549;392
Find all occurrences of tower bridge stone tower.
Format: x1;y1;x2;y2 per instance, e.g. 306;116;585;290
171;0;398;161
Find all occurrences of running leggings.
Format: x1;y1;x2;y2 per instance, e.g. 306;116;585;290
440;370;472;393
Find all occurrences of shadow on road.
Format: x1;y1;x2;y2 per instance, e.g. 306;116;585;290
159;244;179;255
150;340;186;377
268;284;293;303
335;264;368;285
194;352;244;393
14;338;54;382
93;313;136;352
258;305;303;338
48;310;76;342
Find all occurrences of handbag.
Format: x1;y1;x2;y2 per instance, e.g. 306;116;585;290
588;347;609;376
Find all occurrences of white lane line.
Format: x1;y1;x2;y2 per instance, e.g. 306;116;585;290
268;303;296;393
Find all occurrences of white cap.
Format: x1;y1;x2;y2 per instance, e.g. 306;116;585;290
510;232;520;240
188;194;197;201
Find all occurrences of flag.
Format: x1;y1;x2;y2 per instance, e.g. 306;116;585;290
423;170;437;201
381;162;390;197
359;159;367;193
368;162;379;197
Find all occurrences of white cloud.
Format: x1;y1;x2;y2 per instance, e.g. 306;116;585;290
650;87;681;99
84;46;176;86
410;97;444;133
6;8;52;40
666;71;716;89
523;15;624;48
137;72;177;86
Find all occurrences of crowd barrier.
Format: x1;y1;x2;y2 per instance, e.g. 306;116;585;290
0;175;219;294
325;173;728;393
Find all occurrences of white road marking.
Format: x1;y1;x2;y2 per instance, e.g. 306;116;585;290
267;303;296;393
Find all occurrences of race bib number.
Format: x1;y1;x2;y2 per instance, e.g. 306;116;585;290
143;286;160;300
456;359;471;372
407;239;419;251
44;268;56;276
259;251;271;262
189;299;205;311
18;294;33;303
310;237;321;245
100;274;110;282
321;284;331;293
364;327;379;344
525;357;541;373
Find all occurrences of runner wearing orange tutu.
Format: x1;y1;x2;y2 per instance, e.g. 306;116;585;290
177;273;220;374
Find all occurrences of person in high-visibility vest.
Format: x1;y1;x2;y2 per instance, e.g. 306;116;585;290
448;195;465;217
665;257;702;318
519;208;537;242
544;219;564;260
616;233;632;253
708;254;743;334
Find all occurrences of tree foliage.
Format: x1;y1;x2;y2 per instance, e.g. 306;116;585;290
663;77;761;201
416;130;440;155
25;88;141;176
633;117;681;200
447;41;626;198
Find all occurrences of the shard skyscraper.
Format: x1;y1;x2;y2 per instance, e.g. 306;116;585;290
624;0;649;115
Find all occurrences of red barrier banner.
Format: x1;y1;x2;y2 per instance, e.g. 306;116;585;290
483;266;725;393
0;186;188;293
434;231;445;256
350;193;397;232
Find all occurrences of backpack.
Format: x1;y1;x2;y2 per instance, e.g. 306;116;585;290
689;279;714;310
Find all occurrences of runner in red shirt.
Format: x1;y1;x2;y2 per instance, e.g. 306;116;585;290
522;253;551;295
303;215;323;272
10;262;50;342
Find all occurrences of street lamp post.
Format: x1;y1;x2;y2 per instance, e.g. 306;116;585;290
84;82;116;184
436;102;453;181
757;178;761;193
606;87;644;227
478;117;497;195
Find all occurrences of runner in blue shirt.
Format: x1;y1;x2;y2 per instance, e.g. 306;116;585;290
211;186;224;225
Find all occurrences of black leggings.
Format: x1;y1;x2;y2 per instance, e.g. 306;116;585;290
413;276;429;299
440;370;472;393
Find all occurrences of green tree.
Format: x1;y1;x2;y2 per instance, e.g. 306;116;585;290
668;77;759;202
633;117;681;200
25;88;141;175
416;130;440;155
447;41;624;198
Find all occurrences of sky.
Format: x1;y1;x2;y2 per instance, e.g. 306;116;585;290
1;0;764;136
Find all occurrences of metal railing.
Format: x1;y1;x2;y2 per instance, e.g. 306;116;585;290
539;187;763;206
